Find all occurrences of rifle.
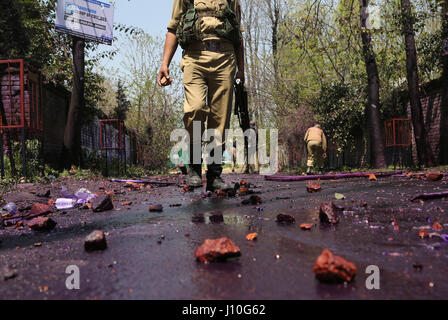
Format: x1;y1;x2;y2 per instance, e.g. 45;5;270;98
234;79;250;172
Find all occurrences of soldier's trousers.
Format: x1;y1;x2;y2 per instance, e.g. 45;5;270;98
181;50;236;164
307;140;324;168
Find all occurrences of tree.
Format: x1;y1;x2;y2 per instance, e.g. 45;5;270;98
63;37;85;168
440;0;448;164
114;80;131;121
401;0;435;167
359;0;387;168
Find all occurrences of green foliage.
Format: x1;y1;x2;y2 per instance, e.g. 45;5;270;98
312;83;365;151
114;80;131;121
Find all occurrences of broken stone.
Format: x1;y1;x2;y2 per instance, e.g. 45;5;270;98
319;202;340;224
28;217;56;231
300;223;314;230
418;229;429;239
413;263;423;271
149;204;163;212
121;201;132;206
1;266;17;281
209;213;224;224
194;237;241;263
192;213;205;223
28;203;52;218
238;187;250;195
427;172;443;181
246;233;258;241
306;182;321;193
241;195;262;205
432;222;443;231
84;230;107;251
215;190;227;197
91;195;114;212
276;213;296;224
37;190;51;198
169;203;182;207
313;249;357;283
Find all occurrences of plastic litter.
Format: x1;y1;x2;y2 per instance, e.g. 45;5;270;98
55;198;77;210
2;202;18;214
61;187;77;199
74;188;97;203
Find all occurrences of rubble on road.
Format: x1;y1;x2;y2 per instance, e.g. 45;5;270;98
28;217;56;231
300;223;314;230
306;181;321;193
91;195;114;212
276;213;295;224
84;230;107;251
246;233;258;241
194;237;241;263
27;203;52;219
1;266;18;281
313;249;357;283
319;202;340;224
149;204;163;212
241;195;262;205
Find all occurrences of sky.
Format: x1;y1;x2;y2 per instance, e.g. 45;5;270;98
96;0;181;72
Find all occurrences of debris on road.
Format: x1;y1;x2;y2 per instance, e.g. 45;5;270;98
427;172;443;181
410;190;448;202
55;198;77;210
28;217;56;231
334;193;345;200
111;178;176;186
1;266;18;281
418;230;428;239
2;202;18;214
265;170;403;182
37;190;51;198
306;181;321;193
91;195;114;212
84;230;107;251
432;222;443;231
276;213;296;224
246;233;258;241
319;202;340;224
300;223;314;230
241;195;262;205
313;249;357;283
149;204;163;212
27;203;52;219
194;237;241;263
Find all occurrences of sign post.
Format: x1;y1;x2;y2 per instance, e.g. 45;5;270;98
55;0;114;45
55;0;114;167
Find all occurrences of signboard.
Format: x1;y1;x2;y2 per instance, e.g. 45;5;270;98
55;0;114;45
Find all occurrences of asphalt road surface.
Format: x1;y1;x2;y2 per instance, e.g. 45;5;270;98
0;173;447;299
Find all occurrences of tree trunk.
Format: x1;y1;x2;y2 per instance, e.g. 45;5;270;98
359;0;387;168
440;0;448;164
63;37;85;168
401;0;435;167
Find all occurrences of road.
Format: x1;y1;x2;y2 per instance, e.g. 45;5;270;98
0;173;447;299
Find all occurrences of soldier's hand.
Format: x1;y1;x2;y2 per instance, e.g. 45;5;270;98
323;153;327;159
157;66;173;87
236;69;245;84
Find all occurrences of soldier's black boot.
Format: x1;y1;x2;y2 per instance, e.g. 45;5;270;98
186;164;202;188
206;164;232;192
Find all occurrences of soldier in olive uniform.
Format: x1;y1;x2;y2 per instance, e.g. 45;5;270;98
304;124;327;174
158;0;245;191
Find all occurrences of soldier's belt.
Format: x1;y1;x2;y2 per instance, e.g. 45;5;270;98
186;40;234;52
